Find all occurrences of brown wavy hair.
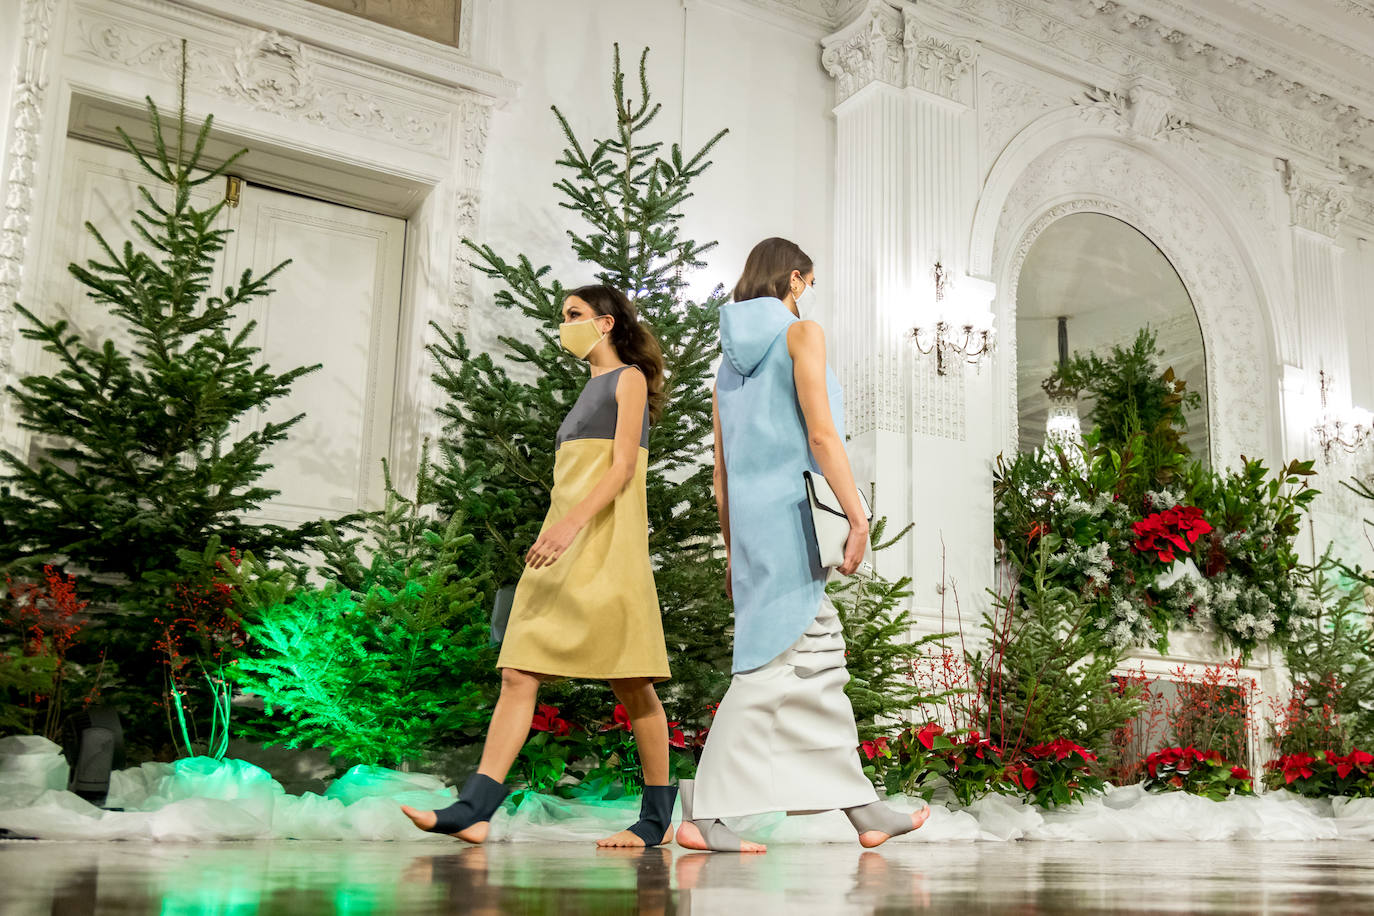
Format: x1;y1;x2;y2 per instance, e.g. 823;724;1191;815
732;237;814;302
566;284;666;424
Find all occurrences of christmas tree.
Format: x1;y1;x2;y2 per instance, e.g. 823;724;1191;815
0;61;320;748
830;518;953;743
229;460;493;768
428;45;731;728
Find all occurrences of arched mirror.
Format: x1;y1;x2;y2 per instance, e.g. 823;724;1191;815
1015;212;1209;466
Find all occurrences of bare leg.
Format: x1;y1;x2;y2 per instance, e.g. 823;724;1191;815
597;678;673;847
401;668;541;843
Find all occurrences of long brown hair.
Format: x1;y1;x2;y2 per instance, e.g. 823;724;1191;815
566;284;666;424
732;237;813;302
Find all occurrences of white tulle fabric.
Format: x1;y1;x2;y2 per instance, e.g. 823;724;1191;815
4;735;1374;843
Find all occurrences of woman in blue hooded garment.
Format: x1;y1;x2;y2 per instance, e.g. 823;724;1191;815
676;238;930;853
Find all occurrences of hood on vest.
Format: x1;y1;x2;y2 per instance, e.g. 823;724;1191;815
720;297;797;377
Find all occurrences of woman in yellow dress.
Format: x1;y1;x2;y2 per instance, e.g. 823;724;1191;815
402;285;674;847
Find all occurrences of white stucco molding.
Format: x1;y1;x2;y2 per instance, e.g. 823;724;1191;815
821;0;976;107
173;0;514;97
972;108;1285;470
1278;160;1353;240
0;0;504;473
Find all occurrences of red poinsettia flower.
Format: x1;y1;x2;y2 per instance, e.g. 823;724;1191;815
1020;765;1038;790
1131;507;1213;563
917;722;944;750
1169;774;1184;789
530;704;572;736
1279;752;1316;784
861;740;879;760
1231;766;1251;782
668;721;687;749
601;704;634;732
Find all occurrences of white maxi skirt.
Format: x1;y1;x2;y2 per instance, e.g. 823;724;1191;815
691;594;878;820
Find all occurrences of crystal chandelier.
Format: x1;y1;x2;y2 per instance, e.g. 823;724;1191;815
910;262;996;375
1314;369;1373;462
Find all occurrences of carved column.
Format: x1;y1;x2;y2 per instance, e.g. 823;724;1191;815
1280;163;1352;452
822;0;991;619
0;0;58;446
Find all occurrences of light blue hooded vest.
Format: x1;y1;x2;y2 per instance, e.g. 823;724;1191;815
717;296;846;673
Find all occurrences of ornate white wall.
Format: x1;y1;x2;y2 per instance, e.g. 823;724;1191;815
0;0;512;493
813;0;1374;624
2;0;1372;676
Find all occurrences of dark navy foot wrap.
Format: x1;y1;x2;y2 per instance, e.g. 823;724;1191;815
430;773;509;835
626;784;678;846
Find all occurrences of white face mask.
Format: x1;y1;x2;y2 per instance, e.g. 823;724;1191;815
794;280;815;317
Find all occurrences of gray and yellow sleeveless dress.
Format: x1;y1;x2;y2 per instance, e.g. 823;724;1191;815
496;365;670;681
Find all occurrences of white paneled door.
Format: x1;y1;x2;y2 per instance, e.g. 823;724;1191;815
39;138;406;524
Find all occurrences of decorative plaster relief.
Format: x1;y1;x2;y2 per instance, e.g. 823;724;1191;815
938;0;1356;163
840;350;905;437
70;9;454;155
821;0;904;104
914;353;966;441
1281;163;1353;238
904;15;974;105
993;141;1273;465
1074;78;1195;145
450;189;481;325
979;69;1063;163
822;0;975;106
0;0;59;429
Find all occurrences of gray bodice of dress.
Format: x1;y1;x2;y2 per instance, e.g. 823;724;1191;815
556;365;651;449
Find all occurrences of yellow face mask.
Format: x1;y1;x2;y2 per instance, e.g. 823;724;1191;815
559;316;609;359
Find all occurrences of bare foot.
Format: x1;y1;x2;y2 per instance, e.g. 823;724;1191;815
400;805;491;844
857;806;930;849
596;826;674;847
674;818;766;853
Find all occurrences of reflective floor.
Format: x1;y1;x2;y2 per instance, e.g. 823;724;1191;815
2;839;1373;915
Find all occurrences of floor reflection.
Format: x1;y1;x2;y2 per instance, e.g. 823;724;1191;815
2;838;1373;915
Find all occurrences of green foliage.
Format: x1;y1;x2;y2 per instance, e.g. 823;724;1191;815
1277;551;1374;755
1142;747;1254;800
229;472;495;767
427;45;732;730
501;703;697;799
885;724;1011;805
830;518;954;747
884;723;1104;808
971;536;1146;758
0;84;319;750
0;653;59;733
1265;748;1374;797
997;338;1317;656
1050;328;1200;502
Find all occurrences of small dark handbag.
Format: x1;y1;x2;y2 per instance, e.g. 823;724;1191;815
490;585;516;645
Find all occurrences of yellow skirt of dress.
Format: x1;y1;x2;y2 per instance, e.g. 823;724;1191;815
496;440;670;680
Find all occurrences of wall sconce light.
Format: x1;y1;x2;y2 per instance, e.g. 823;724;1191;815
1314;369;1373;462
910;262;996;375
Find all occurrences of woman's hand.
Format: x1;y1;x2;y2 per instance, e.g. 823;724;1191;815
525;516;583;569
838;519;869;576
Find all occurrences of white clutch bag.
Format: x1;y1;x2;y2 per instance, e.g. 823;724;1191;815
802;470;873;569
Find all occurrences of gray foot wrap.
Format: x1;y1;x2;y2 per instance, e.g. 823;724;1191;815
843;801;921;837
680;779;750;852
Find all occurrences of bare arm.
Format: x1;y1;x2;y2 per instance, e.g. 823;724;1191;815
525;368;647;569
788;320;868;575
712;385;733;597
